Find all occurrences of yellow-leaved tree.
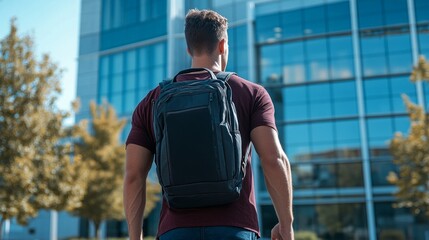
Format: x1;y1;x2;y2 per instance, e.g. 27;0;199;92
0;20;85;240
388;55;429;218
71;101;160;239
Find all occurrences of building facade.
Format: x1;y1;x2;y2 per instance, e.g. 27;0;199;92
74;0;429;239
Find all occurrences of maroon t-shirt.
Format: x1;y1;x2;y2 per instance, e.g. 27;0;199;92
126;72;277;238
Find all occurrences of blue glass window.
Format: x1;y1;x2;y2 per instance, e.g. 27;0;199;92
125;50;137;71
102;0;112;30
326;1;351;32
124;90;137;114
388;52;413;74
303;5;327;35
282;63;306;84
335;120;361;146
261;65;282;85
329;36;354;58
308;84;332;119
285;123;310;162
112;54;123;74
292;162;364;188
360;34;386;56
383;0;408;26
364;78;391;114
124;0;139;25
306;38;328;61
330;58;355;80
311;121;334;144
366;116;409;158
415;0;429;22
362;55;388;77
125;72;137;91
374;202;429;239
283;86;308;121
332;81;358;117
418;25;429;57
358;0;383;29
306;59;329;81
371;161;398;186
290;204;367;240
111;93;122;114
283;42;305;63
358;0;408;28
261;44;282;67
255;13;281;43
364;77;417;115
281;10;304;38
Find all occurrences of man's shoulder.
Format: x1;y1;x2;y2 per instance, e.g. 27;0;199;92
135;86;161;111
229;74;266;96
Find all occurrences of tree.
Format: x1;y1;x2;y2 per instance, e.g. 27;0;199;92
71;101;160;239
0;20;85;239
388;55;429;219
410;55;429;83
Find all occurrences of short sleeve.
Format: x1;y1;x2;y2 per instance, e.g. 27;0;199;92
125;89;158;153
250;86;277;131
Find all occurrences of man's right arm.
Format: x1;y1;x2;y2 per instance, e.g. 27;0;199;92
251;126;294;240
124;144;154;240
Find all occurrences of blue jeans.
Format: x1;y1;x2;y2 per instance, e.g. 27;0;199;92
159;226;258;240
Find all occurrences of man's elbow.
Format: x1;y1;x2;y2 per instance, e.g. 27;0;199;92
260;152;290;171
124;169;146;185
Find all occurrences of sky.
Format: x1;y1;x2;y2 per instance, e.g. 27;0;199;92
0;0;81;125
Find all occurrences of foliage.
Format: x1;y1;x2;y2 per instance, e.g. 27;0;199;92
70;101;126;239
70;101;160;239
410;55;429;82
388;95;429;217
379;229;405;240
295;231;319;240
0;19;85;238
388;55;429;218
315;203;361;238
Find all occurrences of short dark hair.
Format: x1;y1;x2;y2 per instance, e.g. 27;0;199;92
185;9;228;56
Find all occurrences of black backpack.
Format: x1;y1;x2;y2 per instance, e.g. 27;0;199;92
153;68;247;209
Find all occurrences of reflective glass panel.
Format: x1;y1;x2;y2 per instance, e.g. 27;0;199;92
415;0;429;22
283;42;305;63
330;58;354;80
374;202;429;239
111;75;123;93
124;90;137;114
306;38;328;60
306;60;329;81
329;36;353;58
388;52;413;74
293;162;364;188
371;160;398;186
292;204;368;240
362;55;388;77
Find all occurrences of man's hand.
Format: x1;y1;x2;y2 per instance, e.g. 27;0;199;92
271;223;294;240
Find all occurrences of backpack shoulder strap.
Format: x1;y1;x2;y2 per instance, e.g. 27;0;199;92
159;79;173;89
216;72;236;82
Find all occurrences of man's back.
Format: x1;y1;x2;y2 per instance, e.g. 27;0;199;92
123;9;294;240
126;72;276;237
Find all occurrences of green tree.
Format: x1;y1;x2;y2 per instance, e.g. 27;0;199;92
71;102;160;239
0;20;85;239
388;55;429;218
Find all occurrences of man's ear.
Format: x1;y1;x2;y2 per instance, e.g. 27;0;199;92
186;47;192;57
219;39;226;54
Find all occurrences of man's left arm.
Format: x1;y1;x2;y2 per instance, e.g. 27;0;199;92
124;144;154;240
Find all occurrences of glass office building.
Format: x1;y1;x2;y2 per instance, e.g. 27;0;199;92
74;0;429;239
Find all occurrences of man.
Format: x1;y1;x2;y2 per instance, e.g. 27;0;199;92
124;9;294;240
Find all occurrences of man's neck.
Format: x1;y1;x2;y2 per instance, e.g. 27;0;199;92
191;55;223;72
